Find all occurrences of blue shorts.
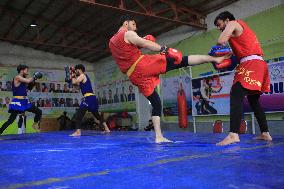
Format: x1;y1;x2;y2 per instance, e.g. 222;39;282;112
80;95;99;112
9;98;32;113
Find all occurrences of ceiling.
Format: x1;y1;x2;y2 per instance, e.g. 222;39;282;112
0;0;238;63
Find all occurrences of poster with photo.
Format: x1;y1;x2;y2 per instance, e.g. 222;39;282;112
244;60;284;112
191;58;284;116
161;75;192;121
94;61;137;113
191;73;234;116
97;79;136;112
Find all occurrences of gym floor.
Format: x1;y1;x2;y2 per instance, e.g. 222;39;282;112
0;131;283;189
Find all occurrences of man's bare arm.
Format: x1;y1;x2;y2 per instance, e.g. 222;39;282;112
15;75;33;84
217;21;238;45
125;31;161;51
72;74;85;85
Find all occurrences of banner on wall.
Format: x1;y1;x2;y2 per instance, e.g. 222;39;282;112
0;67;95;118
191;72;234;116
161;75;192;120
96;79;136;112
191;59;284;116
94;61;137;113
244;61;284;112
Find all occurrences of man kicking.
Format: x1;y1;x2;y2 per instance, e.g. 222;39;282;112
109;15;228;143
69;64;110;136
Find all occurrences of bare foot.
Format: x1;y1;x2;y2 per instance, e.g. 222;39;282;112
70;129;81;137
216;132;240;146
104;127;111;133
32;123;40;131
155;137;173;143
101;123;110;134
101;129;110;134
254;132;272;141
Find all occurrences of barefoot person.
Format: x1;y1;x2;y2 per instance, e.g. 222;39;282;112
213;11;272;145
69;64;110;136
109;15;228;143
0;65;42;135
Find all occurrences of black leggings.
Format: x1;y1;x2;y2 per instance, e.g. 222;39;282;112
166;56;189;72
18;114;27;129
230;82;269;133
0;105;42;134
147;90;162;117
71;108;105;130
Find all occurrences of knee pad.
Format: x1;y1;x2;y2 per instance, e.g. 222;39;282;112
147;91;162;116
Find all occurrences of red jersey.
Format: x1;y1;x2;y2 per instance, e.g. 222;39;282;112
229;20;263;58
109;29;142;74
229;20;270;93
109;29;167;97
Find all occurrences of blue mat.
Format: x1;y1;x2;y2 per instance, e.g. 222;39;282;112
0;131;284;189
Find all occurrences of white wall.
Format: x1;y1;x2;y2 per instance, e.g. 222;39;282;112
0;41;94;71
206;0;284;29
136;92;151;131
157;0;284;45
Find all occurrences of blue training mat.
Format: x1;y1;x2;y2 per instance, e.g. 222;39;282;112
0;131;283;189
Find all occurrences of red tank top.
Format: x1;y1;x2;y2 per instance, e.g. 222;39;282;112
229;20;263;58
109;29;141;73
